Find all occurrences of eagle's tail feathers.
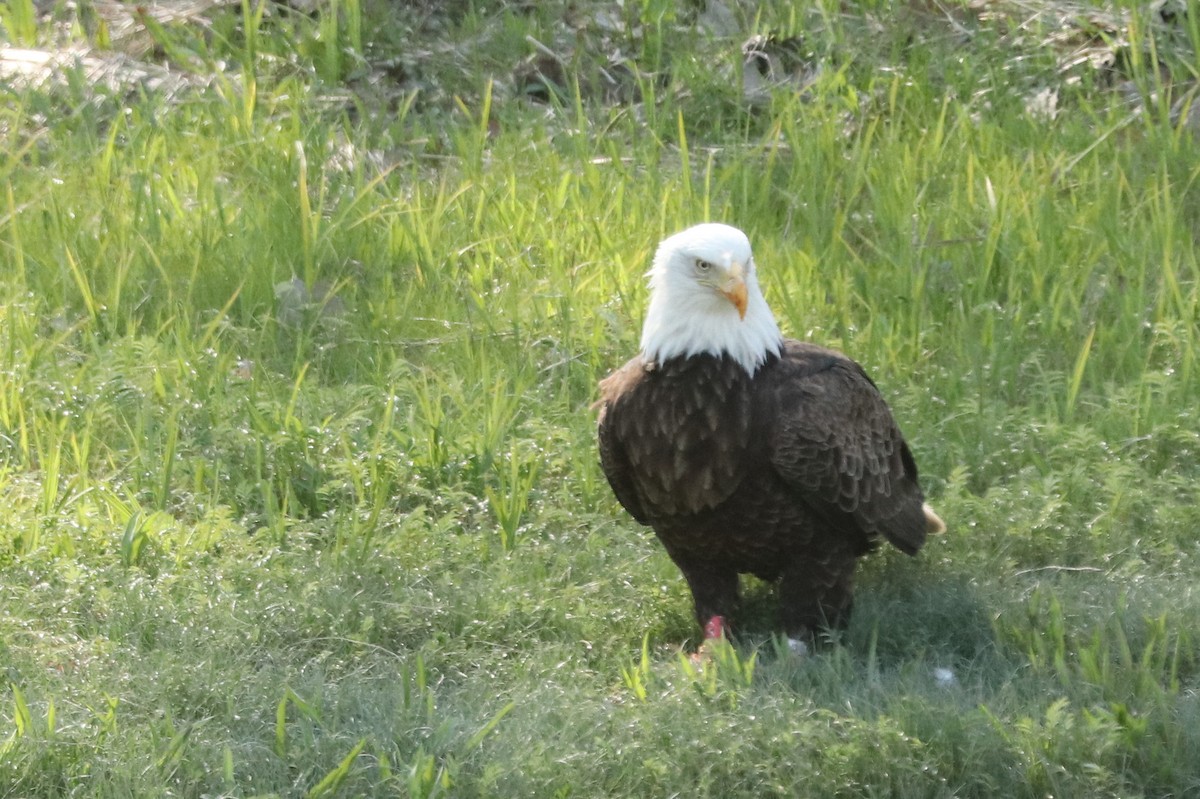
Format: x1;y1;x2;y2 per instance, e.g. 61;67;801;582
923;503;946;535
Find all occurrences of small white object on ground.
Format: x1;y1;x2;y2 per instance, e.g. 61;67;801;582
933;667;958;687
786;637;810;657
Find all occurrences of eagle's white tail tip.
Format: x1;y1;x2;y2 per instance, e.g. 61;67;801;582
924;503;946;534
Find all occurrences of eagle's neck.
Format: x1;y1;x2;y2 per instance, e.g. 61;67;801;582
639;282;783;376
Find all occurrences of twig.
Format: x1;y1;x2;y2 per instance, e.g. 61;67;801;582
1014;565;1105;577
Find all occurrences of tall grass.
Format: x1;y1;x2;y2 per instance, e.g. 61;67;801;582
2;0;1200;796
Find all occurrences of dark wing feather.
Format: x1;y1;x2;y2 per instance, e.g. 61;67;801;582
767;341;929;555
595;356;650;525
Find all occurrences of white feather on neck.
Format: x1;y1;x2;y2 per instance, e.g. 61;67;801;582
638;225;783;376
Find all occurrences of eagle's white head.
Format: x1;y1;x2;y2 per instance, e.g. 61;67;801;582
640;223;784;375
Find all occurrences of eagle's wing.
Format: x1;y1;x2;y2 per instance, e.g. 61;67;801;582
595;357;650;525
767;341;930;555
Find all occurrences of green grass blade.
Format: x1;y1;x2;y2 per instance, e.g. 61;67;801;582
306;738;366;798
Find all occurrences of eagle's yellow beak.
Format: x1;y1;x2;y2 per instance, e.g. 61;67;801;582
721;265;748;320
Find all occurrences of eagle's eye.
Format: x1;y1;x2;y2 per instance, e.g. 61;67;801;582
694;259;714;272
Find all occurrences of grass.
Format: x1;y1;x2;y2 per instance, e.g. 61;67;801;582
2;0;1200;795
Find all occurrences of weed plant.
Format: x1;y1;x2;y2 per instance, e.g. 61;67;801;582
2;0;1200;796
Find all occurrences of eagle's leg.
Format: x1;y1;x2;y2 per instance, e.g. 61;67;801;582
673;556;739;641
777;559;856;646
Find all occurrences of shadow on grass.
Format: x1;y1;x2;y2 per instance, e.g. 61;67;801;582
718;562;994;668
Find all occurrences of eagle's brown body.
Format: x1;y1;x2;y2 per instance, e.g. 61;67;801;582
596;339;933;639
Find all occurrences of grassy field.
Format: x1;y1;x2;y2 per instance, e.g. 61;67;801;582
2;0;1200;795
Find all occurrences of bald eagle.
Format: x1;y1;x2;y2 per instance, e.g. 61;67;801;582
596;223;944;650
